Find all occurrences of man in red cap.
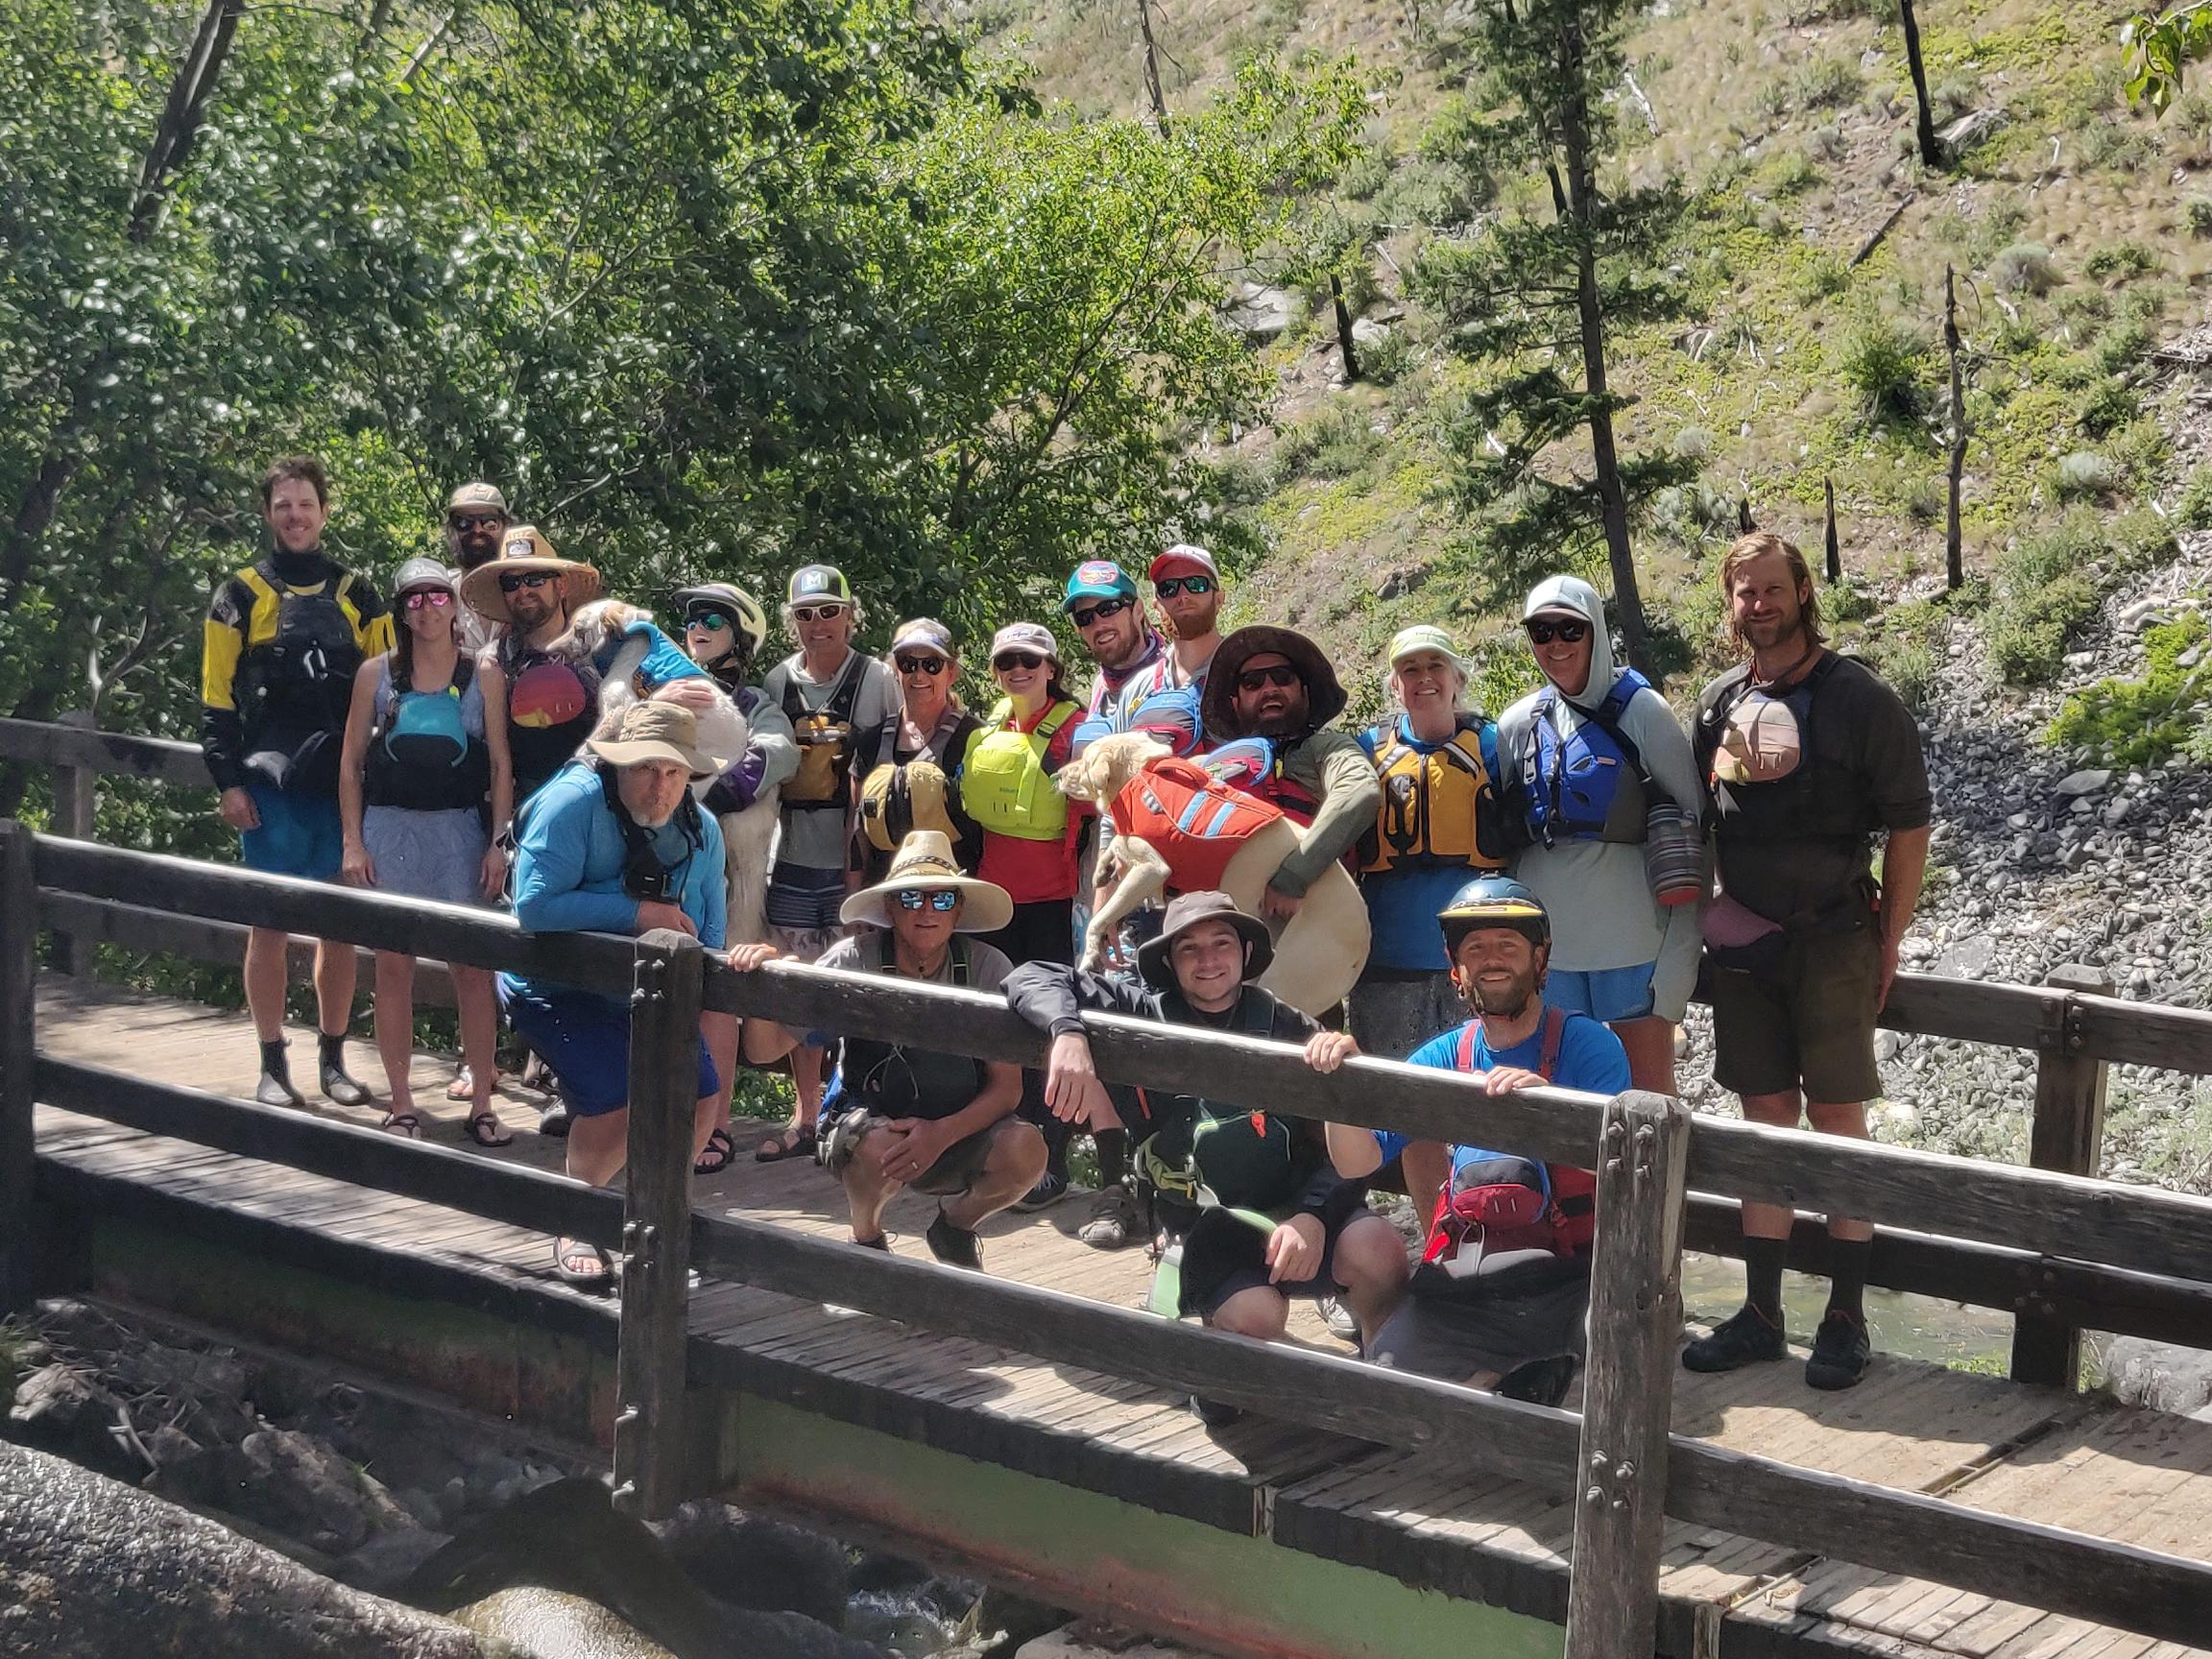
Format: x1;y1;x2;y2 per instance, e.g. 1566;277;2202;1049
1143;543;1226;700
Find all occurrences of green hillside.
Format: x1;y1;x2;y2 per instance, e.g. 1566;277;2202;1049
974;0;2207;709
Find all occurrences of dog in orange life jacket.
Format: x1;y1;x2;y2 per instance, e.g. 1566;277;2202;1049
1054;732;1370;1016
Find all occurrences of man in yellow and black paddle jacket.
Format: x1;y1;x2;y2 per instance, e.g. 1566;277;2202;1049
200;455;392;1110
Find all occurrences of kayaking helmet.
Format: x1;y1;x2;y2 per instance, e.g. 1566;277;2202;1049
1437;875;1551;956
674;582;769;675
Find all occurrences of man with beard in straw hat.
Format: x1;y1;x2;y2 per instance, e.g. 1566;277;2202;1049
727;830;1044;1271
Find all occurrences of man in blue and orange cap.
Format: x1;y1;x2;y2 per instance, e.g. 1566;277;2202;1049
1063;561;1159;730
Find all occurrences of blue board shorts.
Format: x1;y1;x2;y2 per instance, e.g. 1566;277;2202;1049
239;783;345;882
497;976;719;1118
1544;961;1658;1024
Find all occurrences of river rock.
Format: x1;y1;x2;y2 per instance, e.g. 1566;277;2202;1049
0;1439;491;1657
2103;1338;2212;1416
2055;769;2111;798
6;1362;142;1481
655;1500;850;1630
224;1425;418;1554
1018;1624;1210;1659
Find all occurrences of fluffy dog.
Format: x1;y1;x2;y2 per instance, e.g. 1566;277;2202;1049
556;598;779;947
1056;732;1370;1016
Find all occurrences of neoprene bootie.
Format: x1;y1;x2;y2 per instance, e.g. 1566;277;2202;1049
254;1039;304;1108
317;1031;373;1107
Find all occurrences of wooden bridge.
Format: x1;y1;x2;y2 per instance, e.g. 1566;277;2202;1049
7;717;2212;1659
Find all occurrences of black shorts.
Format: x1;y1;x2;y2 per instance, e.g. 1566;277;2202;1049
1178;1204;1379;1320
1369;1256;1590;1383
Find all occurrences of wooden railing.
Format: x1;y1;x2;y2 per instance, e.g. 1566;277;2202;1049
13;715;2212;1382
9;827;2212;1657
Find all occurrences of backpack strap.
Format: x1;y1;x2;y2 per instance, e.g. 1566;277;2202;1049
950;939;971;988
1536;1004;1569;1082
1455;1020;1479;1072
1237;988;1278;1037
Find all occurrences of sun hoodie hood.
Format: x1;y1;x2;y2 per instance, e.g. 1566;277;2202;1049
1522;574;1623;711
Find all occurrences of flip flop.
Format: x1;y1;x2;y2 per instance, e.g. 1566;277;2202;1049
379;1112;421;1139
460;1112;513;1148
554;1237;613;1288
755;1124;818;1164
693;1126;735;1175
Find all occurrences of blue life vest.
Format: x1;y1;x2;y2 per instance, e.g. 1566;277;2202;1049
365;658;489;812
1520;671;1651;848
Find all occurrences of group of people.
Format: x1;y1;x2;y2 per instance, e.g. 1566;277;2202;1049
202;452;1930;1406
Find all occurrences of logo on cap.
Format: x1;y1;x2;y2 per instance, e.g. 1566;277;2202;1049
1076;562;1121;587
797;569;830;593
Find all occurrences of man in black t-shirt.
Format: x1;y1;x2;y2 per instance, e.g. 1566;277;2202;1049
1685;532;1932;1393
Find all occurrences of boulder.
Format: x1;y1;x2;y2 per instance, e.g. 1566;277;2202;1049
222;1426;418;1554
6;1362;143;1481
655;1500;850;1630
2104;1338;2212;1416
2055;769;2112;799
0;1439;491;1657
1225;283;1295;344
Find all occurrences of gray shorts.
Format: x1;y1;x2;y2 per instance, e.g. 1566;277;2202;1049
1348;970;1465;1062
361;805;490;907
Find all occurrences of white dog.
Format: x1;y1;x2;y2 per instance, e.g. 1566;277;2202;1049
556;598;779;947
1056;732;1370;1016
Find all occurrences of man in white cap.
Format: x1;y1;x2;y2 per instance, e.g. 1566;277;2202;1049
499;699;736;1288
441;481;509;652
730;830;1043;1269
1142;544;1226;697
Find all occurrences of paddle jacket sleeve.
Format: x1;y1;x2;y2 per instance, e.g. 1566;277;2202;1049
510;769;642;937
1268;729;1382;898
703;686;799;815
1003;961;1163;1035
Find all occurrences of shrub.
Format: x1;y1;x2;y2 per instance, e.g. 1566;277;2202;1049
2085;240;2160;281
1358;326;1416;387
1932;77;1976;123
1804;124;1848;163
1336;152;1391;203
1991;242;2061;296
1830;313;1927;421
1876;636;1937;711
1987;572;2100;684
2054;284;2114;325
2050;615;2212;765
2106;418;2173;491
2055;451;2116;499
1792;251;1851;303
1671;425;1715;463
1269;400;1384;486
2176;467;2212;530
2077;378;2140;438
1791;56;1863;110
2190;201;2212;240
2093;319;2153;375
1767;148;1822;194
2077;121;2159;172
1902;474;1946;522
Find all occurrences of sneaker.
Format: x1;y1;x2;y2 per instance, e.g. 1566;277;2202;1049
1076;1183;1140;1250
1681;1304;1787;1373
538;1100;572;1140
1805;1310;1871;1391
925;1213;984;1271
1014;1171;1070;1213
1317;1295;1360;1343
1190;1394;1245;1429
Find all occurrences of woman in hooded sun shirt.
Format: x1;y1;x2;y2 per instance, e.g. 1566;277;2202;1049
1495;575;1706;1095
338;557;514;1145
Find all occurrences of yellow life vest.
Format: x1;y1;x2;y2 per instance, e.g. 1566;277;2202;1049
1360;717;1511;875
959;698;1078;841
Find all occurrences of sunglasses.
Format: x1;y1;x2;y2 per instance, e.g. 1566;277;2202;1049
1236;664;1302;694
685;611;732;633
896;654;950;676
401;589;454;611
791;603;849;623
498;571;556;594
1069;596;1133;629
447;513;505;532
893;888;961;912
993;651;1047;672
1526;619;1590;645
1154;575;1214;598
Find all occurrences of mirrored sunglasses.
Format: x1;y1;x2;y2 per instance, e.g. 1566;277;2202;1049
893;888;961;912
1236;664;1302;694
1069;597;1133;629
791;603;849;623
685;611;733;633
1525;618;1589;645
401;589;455;610
895;654;950;676
1154;575;1214;598
498;571;557;594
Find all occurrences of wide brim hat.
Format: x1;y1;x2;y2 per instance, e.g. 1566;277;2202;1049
1201;625;1347;741
840;829;1015;934
1136;889;1275;991
585;700;739;780
460;524;602;623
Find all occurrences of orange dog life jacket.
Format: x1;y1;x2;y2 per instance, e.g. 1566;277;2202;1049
1111;756;1282;893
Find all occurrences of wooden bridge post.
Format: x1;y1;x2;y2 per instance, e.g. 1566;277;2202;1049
2011;963;2114;1388
49;712;97;976
0;821;39;1310
1565;1089;1691;1659
612;927;704;1521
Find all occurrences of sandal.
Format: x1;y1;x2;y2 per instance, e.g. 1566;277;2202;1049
756;1123;818;1164
379;1112;421;1140
445;1066;476;1102
553;1237;613;1288
693;1126;734;1175
460;1111;513;1148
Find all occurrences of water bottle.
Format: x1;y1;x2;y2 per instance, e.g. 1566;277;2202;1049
1644;799;1707;907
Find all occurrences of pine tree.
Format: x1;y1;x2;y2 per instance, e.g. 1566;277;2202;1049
1414;0;1692;674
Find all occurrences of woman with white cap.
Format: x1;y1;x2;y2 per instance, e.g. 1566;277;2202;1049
1349;623;1518;1224
1496;576;1706;1095
337;557;515;1145
853;617;983;885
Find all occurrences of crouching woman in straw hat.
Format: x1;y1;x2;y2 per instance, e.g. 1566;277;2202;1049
727;831;1046;1272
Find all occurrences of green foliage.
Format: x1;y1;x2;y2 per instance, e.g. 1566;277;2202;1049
2176;466;2212;529
2056;450;2117;498
1790;56;1864;111
2189;200;2212;237
1358;327;1418;386
1269;401;1386;486
2078;378;2142;437
1985;512;2128;684
1992;242;2063;294
2050;614;2212;764
1829;312;1929;421
2085;239;2161;279
2123;3;2212;113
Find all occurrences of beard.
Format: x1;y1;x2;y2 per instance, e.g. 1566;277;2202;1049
1460;969;1540;1020
1162;602;1219;642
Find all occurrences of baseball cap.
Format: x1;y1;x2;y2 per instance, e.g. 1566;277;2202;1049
787;564;854;606
1148;544;1220;584
990;622;1060;663
445;482;509;517
1386;623;1469;669
392;556;458;598
890;617;958;660
1062;561;1138;611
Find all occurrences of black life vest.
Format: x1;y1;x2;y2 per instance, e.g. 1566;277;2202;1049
236;559;367;791
781;654;869;810
502;637;599;801
841;935;986;1121
1695;653;1889;849
1141;989;1299;1214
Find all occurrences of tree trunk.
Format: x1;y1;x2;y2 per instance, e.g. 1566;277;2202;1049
1899;0;1941;169
1330;273;1362;383
2;0;247;601
1824;475;1840;583
1556;22;1652;675
1135;0;1170;134
1944;264;1966;590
